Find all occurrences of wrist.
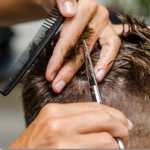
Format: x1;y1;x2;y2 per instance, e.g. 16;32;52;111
8;132;28;149
8;124;33;149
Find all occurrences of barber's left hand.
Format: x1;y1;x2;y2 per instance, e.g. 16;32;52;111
42;0;121;93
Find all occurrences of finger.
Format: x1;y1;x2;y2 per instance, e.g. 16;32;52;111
39;103;133;131
41;133;118;149
113;24;129;35
46;0;97;85
48;4;110;93
56;133;119;149
77;133;119;149
64;111;129;148
113;24;150;35
94;22;121;82
56;0;76;17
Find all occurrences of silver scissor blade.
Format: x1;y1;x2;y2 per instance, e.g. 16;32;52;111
83;40;124;148
83;40;96;86
83;40;103;104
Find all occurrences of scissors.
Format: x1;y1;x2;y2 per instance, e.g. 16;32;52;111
83;39;125;149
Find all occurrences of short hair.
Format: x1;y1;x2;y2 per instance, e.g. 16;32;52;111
22;14;150;148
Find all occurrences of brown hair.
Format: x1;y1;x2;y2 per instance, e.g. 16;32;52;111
22;14;150;148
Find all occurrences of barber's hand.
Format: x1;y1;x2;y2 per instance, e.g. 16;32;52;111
41;0;121;93
113;24;130;35
8;103;132;149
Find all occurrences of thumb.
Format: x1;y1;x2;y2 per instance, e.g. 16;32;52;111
56;0;77;17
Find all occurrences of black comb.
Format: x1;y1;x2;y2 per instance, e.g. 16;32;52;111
0;5;65;96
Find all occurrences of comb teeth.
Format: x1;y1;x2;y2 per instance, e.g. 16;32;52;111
42;5;61;29
0;4;65;96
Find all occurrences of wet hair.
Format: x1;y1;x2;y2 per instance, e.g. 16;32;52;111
22;14;150;148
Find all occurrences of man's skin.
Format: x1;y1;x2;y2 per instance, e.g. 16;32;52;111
0;0;132;148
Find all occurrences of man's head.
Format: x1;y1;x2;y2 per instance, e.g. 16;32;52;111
22;14;150;148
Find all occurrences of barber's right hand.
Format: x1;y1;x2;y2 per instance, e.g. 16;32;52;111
8;103;133;149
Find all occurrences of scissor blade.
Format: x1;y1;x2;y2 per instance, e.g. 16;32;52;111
83;41;124;147
83;40;96;86
83;39;103;104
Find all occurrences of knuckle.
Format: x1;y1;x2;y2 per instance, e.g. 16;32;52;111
116;111;127;125
40;104;49;116
55;66;74;85
113;35;121;45
100;111;112;123
102;132;113;141
123;126;129;137
84;0;97;14
100;6;109;20
47;104;59;116
108;35;121;52
60;36;72;44
90;0;97;10
101;132;117;148
40;104;59;117
89;102;104;111
46;119;62;133
66;66;74;77
52;50;60;58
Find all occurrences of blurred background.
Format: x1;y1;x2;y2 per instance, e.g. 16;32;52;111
0;0;150;148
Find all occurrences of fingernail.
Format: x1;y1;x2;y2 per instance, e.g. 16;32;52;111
55;80;66;93
127;119;133;131
97;69;106;81
51;71;57;81
63;1;75;14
